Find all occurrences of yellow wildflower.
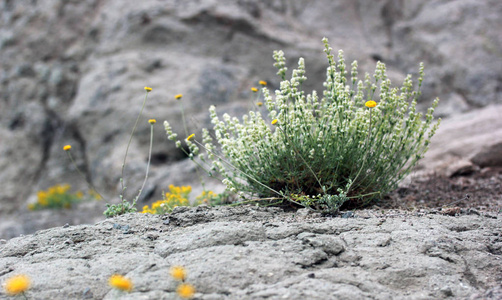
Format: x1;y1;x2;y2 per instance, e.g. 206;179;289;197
196;190;216;204
144;86;152;92
271;119;278;125
148;119;156;124
152;201;163;210
256;102;263;107
365;100;377;108
251;87;258;92
175;94;183;100
63;145;71;151
141;205;150;213
4;274;30;295
181;185;192;194
108;274;133;292
89;189;102;200
56;184;70;194
169;184;180;194
187;134;195;141
177;283;195;299
37;191;48;206
170;266;187;281
259;80;267;86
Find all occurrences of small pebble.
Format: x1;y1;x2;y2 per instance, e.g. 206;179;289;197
440;286;453;297
82;287;93;299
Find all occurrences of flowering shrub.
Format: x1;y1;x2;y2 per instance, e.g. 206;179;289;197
195;190;218;204
28;184;102;211
28;184;85;210
165;38;440;211
141;185;219;214
142;185;191;214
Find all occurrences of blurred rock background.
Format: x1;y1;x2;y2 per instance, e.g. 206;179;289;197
1;0;501;239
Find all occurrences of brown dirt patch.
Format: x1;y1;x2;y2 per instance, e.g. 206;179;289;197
383;167;502;212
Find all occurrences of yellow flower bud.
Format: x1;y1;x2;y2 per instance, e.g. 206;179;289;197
4;274;30;295
177;283;195;299
170;266;187;281
108;274;133;292
365;100;377;108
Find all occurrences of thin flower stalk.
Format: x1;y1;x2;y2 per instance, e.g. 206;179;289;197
121;88;151;197
64;146;105;201
134;119;155;203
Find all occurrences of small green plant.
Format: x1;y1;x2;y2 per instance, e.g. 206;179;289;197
65;87;156;217
164;37;440;212
141;185;219;214
28;184;97;211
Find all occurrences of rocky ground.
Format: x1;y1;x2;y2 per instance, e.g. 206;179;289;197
0;168;501;299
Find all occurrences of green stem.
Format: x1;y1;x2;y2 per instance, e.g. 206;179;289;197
347;108;373;194
179;100;188;138
277;126;324;193
179;99;208;191
121;91;149;197
227;197;282;207
192;139;283;197
66;151;106;201
346;191;380;199
134;123;154;202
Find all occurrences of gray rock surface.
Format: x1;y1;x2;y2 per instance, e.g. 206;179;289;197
0;206;500;299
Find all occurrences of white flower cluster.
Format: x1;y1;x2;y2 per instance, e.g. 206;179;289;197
164;121;178;141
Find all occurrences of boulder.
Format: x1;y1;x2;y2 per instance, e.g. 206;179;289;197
471;141;502;168
0;207;500;299
1;0;501;238
417;104;502;175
